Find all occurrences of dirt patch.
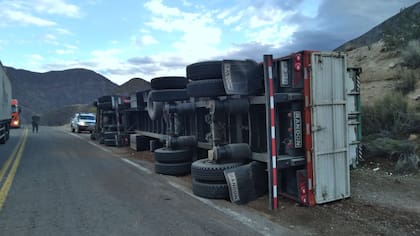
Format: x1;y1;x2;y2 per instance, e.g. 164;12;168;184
247;168;420;236
345;41;420;105
110;144;420;236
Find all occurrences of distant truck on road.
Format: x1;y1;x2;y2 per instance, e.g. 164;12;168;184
0;61;12;144
10;99;21;128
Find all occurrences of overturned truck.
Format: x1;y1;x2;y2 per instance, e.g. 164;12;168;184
93;51;362;209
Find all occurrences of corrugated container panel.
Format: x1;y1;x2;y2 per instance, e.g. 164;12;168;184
130;94;138;109
310;52;350;204
0;62;12;121
130;134;139;151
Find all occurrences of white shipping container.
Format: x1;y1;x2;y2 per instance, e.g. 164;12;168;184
0;62;12;122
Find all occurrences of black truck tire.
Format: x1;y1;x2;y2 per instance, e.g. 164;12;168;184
192;179;229;199
103;131;117;140
186;80;226;98
154;148;192;163
150;89;189;102
191;159;244;182
149;139;163;152
104;139;116;146
186;61;222;81
135;135;152;151
98;95;112;103
147;92;164;120
98;101;113;110
155;161;191;176
151;76;188;90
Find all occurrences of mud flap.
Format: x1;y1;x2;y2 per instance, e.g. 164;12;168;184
224;161;268;204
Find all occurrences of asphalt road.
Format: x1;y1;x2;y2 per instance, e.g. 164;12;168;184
0;126;294;236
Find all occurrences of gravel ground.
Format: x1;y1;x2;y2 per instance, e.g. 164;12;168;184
126;146;420;236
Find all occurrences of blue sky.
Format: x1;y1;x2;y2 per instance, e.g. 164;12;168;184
0;0;418;85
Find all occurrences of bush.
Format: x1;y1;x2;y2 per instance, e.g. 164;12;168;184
362;93;420;136
364;137;417;158
396;70;418;94
401;40;420;69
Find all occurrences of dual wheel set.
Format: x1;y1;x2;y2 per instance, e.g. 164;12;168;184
147;61;249;199
153;147;246;200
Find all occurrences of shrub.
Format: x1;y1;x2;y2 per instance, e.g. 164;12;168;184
362;93;420;136
364;137;417;158
401;40;420;69
395;70;418;94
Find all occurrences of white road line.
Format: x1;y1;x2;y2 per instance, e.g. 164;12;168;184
67;132;82;139
64;130;115;155
168;181;274;236
88;141;114;155
121;158;152;174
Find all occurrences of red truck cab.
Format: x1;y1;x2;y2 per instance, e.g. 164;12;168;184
10;99;20;128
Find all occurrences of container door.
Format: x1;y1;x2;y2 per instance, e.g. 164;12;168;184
310;52;350;204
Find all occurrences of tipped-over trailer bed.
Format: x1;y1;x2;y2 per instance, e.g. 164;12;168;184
94;51;362;209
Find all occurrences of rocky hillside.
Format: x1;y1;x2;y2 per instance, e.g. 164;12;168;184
336;2;420;52
335;2;420;104
5;67;118;124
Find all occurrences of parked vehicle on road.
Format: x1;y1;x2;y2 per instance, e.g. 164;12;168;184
0;61;12;144
71;113;96;133
10;99;21;128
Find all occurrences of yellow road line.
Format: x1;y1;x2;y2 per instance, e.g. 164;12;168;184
0;128;28;210
0;129;26;183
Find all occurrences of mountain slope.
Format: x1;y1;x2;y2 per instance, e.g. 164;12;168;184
335;2;420;51
5;67;118;123
113;77;150;96
334;2;420;104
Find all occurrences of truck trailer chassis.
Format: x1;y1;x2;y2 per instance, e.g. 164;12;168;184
93;51;362;209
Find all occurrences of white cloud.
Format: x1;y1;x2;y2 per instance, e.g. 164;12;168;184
0;9;56;27
28;54;44;61
44;34;57;41
143;0;222;60
141;35;159;46
144;0;181;17
56;44;78;55
91;48;121;58
223;12;243;25
182;0;192;7
33;0;81;18
0;0;80;27
248;24;297;46
56;28;71;35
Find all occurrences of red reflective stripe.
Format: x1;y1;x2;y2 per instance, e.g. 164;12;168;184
267;58;277;210
269;79;274;96
270;112;275;126
271;139;276;155
303;51;315;206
